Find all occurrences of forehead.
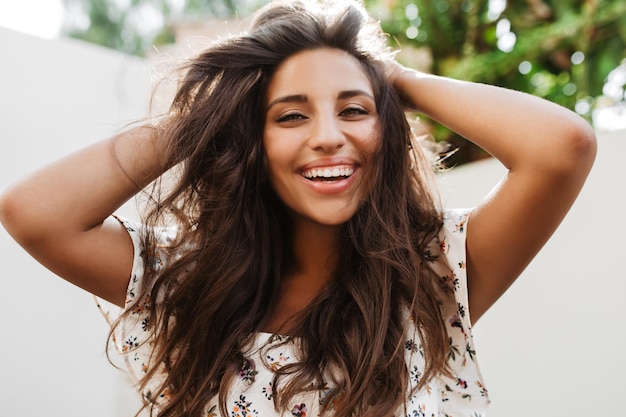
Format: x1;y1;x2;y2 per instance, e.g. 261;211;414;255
266;48;374;99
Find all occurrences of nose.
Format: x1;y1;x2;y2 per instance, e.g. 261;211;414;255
307;112;346;152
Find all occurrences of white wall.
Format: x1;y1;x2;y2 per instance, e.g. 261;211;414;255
0;28;149;417
1;28;624;416
437;129;626;415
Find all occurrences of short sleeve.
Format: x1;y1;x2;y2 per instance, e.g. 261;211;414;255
439;208;473;326
115;216;148;306
430;208;491;415
96;215;176;388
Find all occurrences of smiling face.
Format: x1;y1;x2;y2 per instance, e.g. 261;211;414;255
263;48;380;227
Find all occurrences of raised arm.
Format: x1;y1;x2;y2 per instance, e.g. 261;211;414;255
390;64;597;322
0;125;167;307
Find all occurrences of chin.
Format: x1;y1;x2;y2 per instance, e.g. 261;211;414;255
309;210;357;227
290;209;355;228
316;217;351;227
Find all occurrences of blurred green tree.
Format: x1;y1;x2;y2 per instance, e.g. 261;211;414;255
61;0;264;56
367;0;626;164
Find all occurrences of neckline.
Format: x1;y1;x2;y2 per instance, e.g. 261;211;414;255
244;331;298;355
254;330;295;341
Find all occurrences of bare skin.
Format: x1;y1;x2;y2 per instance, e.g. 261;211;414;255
0;126;165;307
263;217;340;334
0;49;596;328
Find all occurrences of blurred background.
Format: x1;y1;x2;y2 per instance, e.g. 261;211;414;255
2;0;625;164
0;1;625;416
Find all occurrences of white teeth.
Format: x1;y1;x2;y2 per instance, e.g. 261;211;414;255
302;166;354;179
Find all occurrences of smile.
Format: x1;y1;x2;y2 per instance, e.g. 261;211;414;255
301;165;355;181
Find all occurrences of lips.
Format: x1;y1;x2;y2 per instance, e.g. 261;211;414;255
297;160;359;194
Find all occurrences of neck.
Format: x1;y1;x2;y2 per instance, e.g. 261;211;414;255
289;215;341;286
261;214;343;335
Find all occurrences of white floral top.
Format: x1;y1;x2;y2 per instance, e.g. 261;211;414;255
100;208;489;417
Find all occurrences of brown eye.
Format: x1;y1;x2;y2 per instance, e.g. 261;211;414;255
277;112;307;123
340;107;368;117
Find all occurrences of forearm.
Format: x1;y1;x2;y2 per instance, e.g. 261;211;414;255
393;68;596;172
0;125;167;243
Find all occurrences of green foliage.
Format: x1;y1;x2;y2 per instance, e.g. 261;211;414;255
368;0;626;164
63;0;171;56
61;0;264;56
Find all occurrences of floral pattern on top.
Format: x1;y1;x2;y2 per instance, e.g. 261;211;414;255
99;208;489;416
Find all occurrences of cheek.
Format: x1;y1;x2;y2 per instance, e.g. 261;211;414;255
359;121;382;158
262;129;279;171
263;141;285;174
370;130;382;153
360;124;382;190
263;134;293;191
263;124;304;170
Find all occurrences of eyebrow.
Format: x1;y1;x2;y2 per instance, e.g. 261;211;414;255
338;89;375;101
266;89;375;111
266;94;307;111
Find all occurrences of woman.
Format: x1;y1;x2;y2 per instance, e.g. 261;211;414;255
0;1;596;416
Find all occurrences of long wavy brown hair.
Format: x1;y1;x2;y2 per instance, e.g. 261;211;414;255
115;1;450;416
